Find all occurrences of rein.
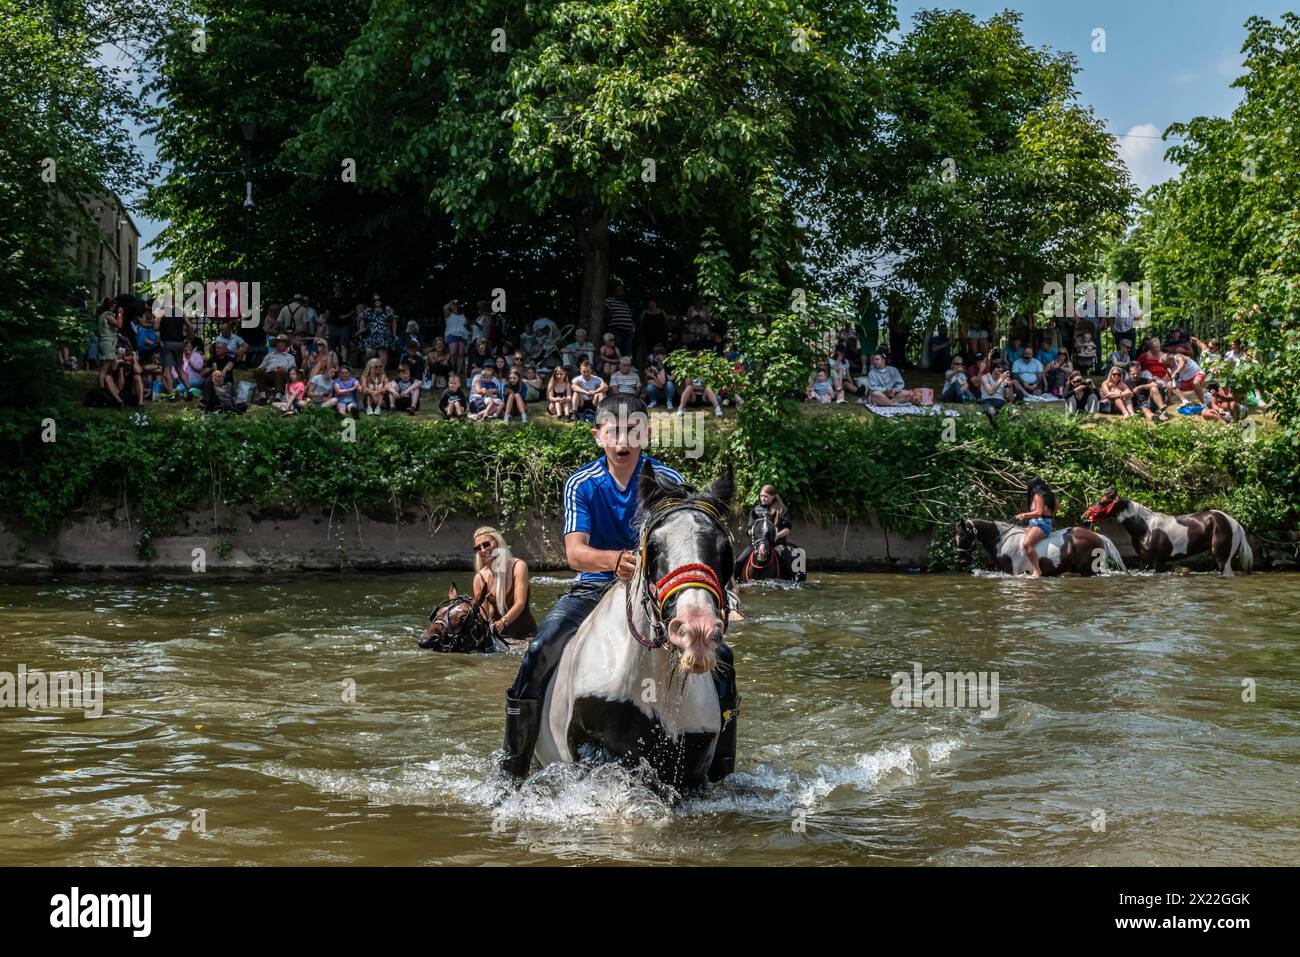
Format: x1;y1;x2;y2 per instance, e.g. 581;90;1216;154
626;497;730;650
424;595;495;651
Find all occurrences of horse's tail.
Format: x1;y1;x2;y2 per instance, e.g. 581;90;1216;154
1096;531;1128;574
1230;516;1254;574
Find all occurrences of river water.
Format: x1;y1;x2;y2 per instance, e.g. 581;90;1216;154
0;571;1297;866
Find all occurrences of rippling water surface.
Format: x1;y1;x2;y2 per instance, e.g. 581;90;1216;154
1;571;1297;865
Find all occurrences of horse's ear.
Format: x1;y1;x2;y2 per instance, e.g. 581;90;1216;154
639;460;679;511
447;582;458;600
703;466;734;510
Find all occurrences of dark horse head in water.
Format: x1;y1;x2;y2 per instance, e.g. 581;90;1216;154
535;462;738;792
954;517;1126;576
1083;487;1253;575
738;514;781;581
418;583;499;652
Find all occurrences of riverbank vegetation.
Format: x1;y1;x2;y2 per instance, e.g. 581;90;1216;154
5;405;1294;567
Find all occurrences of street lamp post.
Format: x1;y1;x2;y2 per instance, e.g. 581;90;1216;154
240;122;256;289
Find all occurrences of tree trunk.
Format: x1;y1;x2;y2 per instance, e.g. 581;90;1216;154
577;209;610;339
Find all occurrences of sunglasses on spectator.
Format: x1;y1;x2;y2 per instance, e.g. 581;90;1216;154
474;541;494;552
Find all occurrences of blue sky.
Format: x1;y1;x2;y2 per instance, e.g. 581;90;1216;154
130;1;1289;273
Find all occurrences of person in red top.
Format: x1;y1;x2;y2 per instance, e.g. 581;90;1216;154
1136;338;1170;379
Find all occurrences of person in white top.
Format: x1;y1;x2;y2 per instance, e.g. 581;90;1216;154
1111;286;1142;353
608;356;642;396
570;358;607;416
443;300;470;375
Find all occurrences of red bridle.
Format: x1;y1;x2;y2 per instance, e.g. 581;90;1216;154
1084;498;1119;525
655;562;724;610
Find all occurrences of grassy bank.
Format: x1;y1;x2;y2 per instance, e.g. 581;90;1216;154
5;397;1295;568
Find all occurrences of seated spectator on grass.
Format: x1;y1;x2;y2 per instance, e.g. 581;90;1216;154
840;334;863;377
1125;363;1170;422
272;368;308;415
254;334;297;402
397;338;424;384
176;338;205;399
1098;366;1135;417
208;339;238;385
644;348;675;410
502;368;529;423
571;358;607;418
1002;334;1024;369
333;365;360;416
807;367;838;404
546;366;572;418
467;336;492;373
1108;339;1134;372
861;351;915;406
521;364;543;403
440;373;467;419
978;359;1013;423
1223;339;1247;367
1011;347;1045;399
214;320;249;367
200;368;245;414
561;327;594;370
609;356;642;397
308;365;337;409
941;356;975;403
1201;381;1240;424
1062;368;1098;414
678;376;723;416
1166;351;1206;403
1044;349;1073;397
424;338;450;390
359;358;395;415
393;363;421;416
830;346;860;396
469;364;505;420
686;302;712;347
1137;338;1169;379
598;333;621;377
967;351;990;387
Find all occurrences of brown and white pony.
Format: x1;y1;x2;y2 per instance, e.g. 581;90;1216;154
1084;489;1253;576
954;518;1127;576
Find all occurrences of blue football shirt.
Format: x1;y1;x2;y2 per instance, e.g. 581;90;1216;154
564;454;683;583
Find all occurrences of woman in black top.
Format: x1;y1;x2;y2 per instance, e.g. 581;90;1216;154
734;484;795;574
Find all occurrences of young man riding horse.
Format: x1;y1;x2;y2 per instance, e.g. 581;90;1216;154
500;393;739;784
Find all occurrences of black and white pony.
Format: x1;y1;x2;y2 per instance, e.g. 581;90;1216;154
538;463;737;792
954;518;1127;576
1084;489;1253;575
417;584;508;653
735;514;805;582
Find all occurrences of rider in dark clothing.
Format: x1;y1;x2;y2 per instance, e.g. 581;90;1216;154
501;394;738;784
733;485;794;575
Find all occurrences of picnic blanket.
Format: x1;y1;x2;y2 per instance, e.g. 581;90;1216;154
859;402;958;418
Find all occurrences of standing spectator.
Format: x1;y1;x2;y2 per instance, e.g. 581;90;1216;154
254;334;297;401
324;281;356;366
546;366;572;418
926;325;953;371
861;351;915;406
1111;285;1142;356
639;298;669;364
443;300;470;375
608;356;641;397
1011;346;1045;399
570;357;607;417
156;297;189;396
278;293;316;338
358;292;398;370
94;298;119;372
471;299;494;345
603;284;635;358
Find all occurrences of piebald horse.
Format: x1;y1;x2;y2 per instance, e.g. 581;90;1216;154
955;518;1127;576
1084;489;1253;576
538;463;737;792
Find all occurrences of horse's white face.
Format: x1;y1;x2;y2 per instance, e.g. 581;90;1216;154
654;511;723;676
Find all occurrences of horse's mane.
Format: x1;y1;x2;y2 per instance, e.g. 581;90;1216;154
633;468;733;535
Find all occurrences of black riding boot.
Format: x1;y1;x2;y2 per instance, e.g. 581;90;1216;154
708;692;740;783
500;695;541;784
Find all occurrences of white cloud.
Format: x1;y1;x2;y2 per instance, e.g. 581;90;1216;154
1116;123;1180;192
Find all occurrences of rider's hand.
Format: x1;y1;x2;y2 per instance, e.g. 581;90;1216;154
614;550;637;580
